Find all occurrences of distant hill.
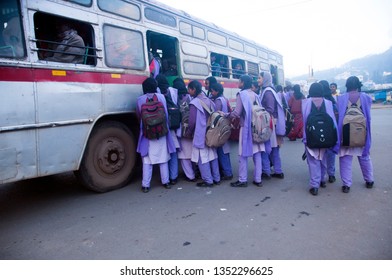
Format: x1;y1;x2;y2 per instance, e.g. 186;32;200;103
289;47;392;90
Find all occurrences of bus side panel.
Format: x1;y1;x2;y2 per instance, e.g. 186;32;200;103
36;79;102;176
0;79;37;183
37;124;91;176
102;81;144;113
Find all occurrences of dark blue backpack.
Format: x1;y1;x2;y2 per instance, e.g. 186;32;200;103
305;101;337;149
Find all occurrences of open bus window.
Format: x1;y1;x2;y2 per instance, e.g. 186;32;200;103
104;25;145;70
232;59;245;79
34;12;95;65
0;0;25;58
210;52;228;78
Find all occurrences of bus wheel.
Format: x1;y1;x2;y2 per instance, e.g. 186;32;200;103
75;121;136;192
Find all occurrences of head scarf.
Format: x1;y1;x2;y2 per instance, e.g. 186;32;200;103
261;72;274;89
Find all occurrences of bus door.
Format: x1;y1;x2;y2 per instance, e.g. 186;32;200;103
146;31;179;85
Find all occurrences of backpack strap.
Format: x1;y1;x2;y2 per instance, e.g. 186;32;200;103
199;100;213;115
311;99;326;112
146;93;158;102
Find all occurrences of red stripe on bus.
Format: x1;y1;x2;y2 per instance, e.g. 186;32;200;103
0;66;148;84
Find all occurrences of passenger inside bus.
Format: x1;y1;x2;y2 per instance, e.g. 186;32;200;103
43;22;85;64
1;15;24;58
211;53;221;77
232;62;244;79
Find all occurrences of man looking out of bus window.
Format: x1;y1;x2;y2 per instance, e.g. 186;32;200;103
45;23;85;64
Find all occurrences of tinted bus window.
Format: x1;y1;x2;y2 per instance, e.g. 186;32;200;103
246;45;257;56
0;0;25;58
104;25;145;70
229;38;243;52
144;8;176;28
67;0;92;7
181;41;207;58
184;61;209;76
98;0;141;21
207;31;226;47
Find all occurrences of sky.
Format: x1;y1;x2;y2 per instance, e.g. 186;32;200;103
157;0;392;78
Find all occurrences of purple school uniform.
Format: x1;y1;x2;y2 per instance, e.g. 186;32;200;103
302;98;339;189
337;92;374;187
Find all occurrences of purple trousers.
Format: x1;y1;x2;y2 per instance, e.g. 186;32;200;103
198;158;220;184
142;162;169;188
238;152;262;183
339;155;374;187
180;159;195;180
306;150;327;189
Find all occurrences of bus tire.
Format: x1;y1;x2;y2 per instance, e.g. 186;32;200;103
75;121;136;192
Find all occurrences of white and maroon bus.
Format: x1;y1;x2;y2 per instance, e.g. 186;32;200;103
0;0;284;192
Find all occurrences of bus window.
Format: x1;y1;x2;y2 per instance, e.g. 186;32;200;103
34;12;95;65
0;0;25;58
232;59;245;79
104;25;145;69
247;61;259;79
98;0;140;21
210;52;228;78
67;0;92;7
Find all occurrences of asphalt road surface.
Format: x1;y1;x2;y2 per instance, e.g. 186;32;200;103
0;107;391;260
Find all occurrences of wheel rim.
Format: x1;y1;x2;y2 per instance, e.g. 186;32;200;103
95;137;126;176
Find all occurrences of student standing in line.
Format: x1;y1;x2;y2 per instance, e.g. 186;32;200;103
184;80;220;187
156;74;181;185
226;75;264;187
337;76;374;193
302;83;339;196
136;78;176;193
319;80;338;183
205;76;218;98
259;72;286;180
210;83;234;180
173;78;196;182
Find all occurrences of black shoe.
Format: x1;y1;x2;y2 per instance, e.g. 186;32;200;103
221;175;233;180
213;180;221;185
342;186;350;193
262;173;271;180
253;181;263;187
163;183;171;189
328;175;336;183
196;181;214;187
271;173;284;179
230;181;248;187
366;181;374;188
185;177;196;182
141;187;149;193
169;178;177;185
320;181;327;188
309;187;318;196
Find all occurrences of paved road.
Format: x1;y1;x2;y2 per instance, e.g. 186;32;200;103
0;108;391;260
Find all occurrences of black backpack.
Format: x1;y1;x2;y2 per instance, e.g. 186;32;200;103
164;91;181;130
305;101;337;149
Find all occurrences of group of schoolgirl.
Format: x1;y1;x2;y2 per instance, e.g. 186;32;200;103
302;76;374;196
136;75;231;193
136;71;289;192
